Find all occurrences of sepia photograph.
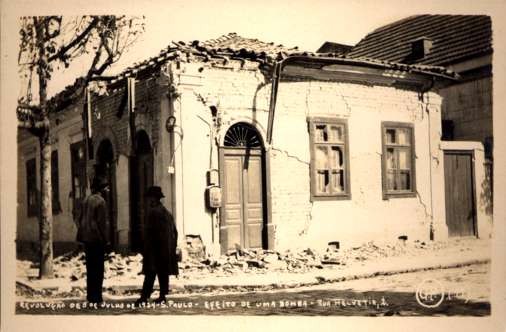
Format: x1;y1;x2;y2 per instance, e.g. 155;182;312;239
1;0;505;331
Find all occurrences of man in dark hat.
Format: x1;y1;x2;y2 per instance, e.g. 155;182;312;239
136;186;178;305
76;176;110;303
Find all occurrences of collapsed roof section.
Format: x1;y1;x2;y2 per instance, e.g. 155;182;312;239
49;32;459;108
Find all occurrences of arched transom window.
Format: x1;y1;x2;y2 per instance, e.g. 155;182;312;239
224;123;262;148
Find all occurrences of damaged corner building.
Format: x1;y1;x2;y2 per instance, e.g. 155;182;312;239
17;33;492;258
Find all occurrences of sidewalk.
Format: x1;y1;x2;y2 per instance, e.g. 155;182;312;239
16;238;490;298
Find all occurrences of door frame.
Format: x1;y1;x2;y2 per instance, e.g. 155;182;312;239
443;149;478;237
129;130;154;252
219;146;269;252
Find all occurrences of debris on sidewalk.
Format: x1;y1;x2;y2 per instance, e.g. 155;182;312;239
16;238;484;286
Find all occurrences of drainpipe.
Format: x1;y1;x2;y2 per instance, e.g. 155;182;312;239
127;77;137;251
266;56;310;144
266;61;281;144
160;64;187;247
170;87;186;239
421;77;436;241
128;77;137;155
83;85;93;193
196;114;218;245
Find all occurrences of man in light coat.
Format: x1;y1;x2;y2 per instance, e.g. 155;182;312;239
136;186;178;305
76;176;110;303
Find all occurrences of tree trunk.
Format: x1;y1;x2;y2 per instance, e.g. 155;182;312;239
39;129;54;278
35;18;54;278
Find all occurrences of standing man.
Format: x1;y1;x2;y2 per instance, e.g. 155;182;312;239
76;176;110;304
136;186;178;305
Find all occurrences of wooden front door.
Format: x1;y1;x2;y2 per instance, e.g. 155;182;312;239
130;131;154;252
221;148;265;253
134;152;153;250
444;151;476;237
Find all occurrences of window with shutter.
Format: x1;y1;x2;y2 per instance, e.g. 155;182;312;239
70;141;87;219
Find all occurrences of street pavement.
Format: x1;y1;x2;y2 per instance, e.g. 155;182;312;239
16;263;491;316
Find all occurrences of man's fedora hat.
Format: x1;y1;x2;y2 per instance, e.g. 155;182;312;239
145;186;165;198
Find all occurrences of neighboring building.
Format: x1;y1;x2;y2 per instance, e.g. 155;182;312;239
17;32;490;258
346;15;493;222
316;42;353;55
17;101;87;258
348;15;492;149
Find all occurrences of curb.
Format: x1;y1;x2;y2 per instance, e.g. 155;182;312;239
179;258;491;293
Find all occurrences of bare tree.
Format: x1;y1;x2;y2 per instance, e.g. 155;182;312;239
17;16;145;278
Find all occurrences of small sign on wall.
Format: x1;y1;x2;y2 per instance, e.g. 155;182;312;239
206;185;222;209
207;169;219;185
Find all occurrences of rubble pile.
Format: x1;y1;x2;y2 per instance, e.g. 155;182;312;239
49;250;144;281
18;239;462;283
104;252;143;279
178;248;324;278
52;251;86;280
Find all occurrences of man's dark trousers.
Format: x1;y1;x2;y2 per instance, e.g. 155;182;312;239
85;243;105;303
141;271;168;300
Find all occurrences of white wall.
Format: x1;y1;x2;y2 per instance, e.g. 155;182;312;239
173;60;447;252
270;81;445;250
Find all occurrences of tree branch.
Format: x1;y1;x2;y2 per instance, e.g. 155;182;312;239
93;57;114;76
28;16;145;115
47;45;106;113
47;17;99;63
86;31;117;79
100;32;114;59
90;75;115;81
87;44;105;79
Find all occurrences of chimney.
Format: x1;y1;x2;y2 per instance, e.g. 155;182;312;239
411;37;433;60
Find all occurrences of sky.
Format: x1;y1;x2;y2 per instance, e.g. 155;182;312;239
5;0;505;97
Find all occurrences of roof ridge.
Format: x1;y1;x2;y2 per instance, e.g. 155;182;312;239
351;16;489;58
348;14;491;66
364;14;489;41
369;15;425;35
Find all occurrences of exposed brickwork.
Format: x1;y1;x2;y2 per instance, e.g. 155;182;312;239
91;87;129;155
91;77;162;157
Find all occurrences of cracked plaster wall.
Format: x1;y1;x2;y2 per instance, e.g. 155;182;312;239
164;60;447;253
271;79;445;250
